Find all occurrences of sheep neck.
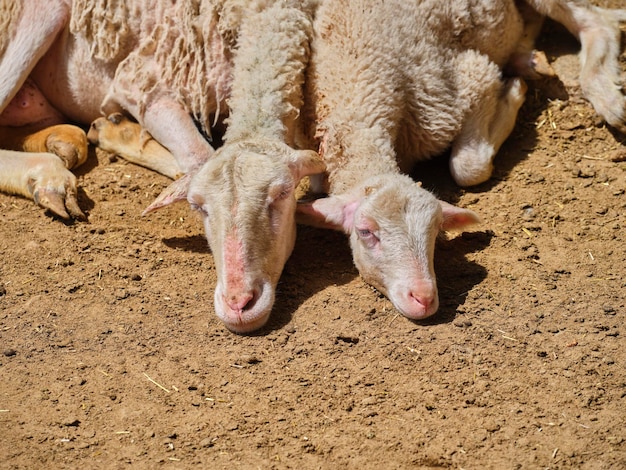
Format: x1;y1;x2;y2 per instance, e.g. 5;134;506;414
223;4;312;147
318;120;400;196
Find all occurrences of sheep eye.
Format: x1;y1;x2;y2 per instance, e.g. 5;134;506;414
191;203;208;216
356;228;379;246
269;186;292;205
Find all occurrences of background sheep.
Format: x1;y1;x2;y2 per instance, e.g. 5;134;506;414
296;0;625;322
0;0;323;332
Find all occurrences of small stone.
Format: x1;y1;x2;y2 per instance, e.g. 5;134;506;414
603;305;616;315
3;349;17;357
485;422;501;433
0;285;6;296
453;319;464;327
361;396;378;406
131;274;142;281
225;422;239;431
609;148;626;162
336;335;359;344
199;437;215;448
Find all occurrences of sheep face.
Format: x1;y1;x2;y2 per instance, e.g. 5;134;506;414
297;174;480;321
187;142;324;333
347;177;443;319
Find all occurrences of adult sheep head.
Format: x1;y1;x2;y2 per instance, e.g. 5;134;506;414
297;174;480;320
147;142;325;333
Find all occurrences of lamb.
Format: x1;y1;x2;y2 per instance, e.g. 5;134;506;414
294;0;626;320
0;0;324;332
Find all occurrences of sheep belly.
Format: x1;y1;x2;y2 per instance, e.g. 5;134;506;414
0;79;64;128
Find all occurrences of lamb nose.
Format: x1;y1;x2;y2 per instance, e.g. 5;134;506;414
409;291;434;312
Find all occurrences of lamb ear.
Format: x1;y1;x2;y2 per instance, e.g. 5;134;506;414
142;173;192;215
296;195;359;233
288;149;326;180
439;200;481;231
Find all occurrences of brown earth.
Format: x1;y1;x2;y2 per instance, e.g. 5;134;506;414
1;13;625;470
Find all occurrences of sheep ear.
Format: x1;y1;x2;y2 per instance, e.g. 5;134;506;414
439;200;481;231
288;149;326;180
296;195;359;233
142;173;192;215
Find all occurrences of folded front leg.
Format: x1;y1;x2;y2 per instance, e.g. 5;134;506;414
449;50;527;187
88;113;183;180
0;124;88;170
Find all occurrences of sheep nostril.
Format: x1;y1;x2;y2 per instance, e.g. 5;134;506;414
225;288;259;312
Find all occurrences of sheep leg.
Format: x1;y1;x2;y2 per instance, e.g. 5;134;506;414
0;1;69;115
450;77;527;187
0;150;84;220
526;0;626;132
88;114;183;180
0;124;88;170
505;0;555;79
105;95;216;174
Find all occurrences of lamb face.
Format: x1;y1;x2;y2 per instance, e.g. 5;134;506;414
187;141;323;333
348;179;443;320
297;174;480;321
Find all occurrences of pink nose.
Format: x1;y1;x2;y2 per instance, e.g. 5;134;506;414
224;291;254;312
406;289;437;319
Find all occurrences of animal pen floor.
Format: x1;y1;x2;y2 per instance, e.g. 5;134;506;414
1;14;625;470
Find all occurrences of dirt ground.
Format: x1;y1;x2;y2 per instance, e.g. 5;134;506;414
1;11;625;470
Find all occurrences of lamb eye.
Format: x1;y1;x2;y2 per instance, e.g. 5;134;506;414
356;228;379;245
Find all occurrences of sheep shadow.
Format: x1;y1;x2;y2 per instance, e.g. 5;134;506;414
161;234;212;254
261;226;357;332
425;230;492;325
263;225;491;332
157;226;355;334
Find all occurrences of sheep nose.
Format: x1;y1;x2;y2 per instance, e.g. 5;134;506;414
225;291;255;312
408;290;437;318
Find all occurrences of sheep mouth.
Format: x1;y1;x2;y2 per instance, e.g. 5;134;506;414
213;280;275;334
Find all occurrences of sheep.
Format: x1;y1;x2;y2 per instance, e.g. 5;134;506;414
154;1;325;333
83;0;625;329
295;0;626;321
0;0;324;333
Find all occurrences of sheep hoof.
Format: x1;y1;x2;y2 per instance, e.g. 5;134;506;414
27;156;85;220
45;128;89;169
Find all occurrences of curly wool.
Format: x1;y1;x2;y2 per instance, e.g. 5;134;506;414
70;0;130;61
70;0;285;134
0;1;22;59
